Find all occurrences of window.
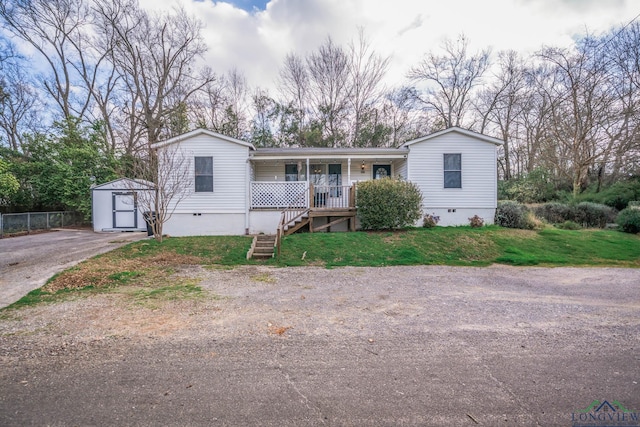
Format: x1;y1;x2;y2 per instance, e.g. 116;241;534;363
373;165;391;179
285;164;299;182
443;154;461;188
194;157;213;192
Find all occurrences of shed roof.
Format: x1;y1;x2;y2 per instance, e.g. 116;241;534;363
91;178;155;191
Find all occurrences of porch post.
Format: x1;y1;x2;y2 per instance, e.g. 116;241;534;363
347;158;351;185
245;159;250;234
306;158;310;183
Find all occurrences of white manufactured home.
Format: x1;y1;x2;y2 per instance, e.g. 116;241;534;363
149;127;502;236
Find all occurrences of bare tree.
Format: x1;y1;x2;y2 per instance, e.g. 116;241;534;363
408;34;490;129
306;37;351;147
130;143;192;243
251;88;278;147
0;0;94;120
0;42;43;150
189;69;252;139
601;21;640;182
535;39;616;196
474;51;529;179
277;53;309;144
347;29;390;146
95;0;215;151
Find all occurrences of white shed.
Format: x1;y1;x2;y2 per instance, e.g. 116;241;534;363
91;178;155;232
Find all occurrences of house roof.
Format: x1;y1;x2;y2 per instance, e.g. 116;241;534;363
251;146;408;160
400;126;504;147
150;128;256;150
91;177;155;190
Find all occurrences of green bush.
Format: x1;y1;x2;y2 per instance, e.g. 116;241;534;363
556;220;582;230
356;178;423;230
534;201;616;228
495;200;535;229
571;202;616;228
498;168;560;203
616;208;640;234
574;179;640;210
534;202;573;224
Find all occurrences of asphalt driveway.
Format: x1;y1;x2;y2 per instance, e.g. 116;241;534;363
0;229;147;308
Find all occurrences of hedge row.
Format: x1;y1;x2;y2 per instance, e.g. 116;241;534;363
494;201;637;232
533;202;616;228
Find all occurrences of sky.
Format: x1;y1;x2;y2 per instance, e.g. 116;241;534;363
21;0;640;94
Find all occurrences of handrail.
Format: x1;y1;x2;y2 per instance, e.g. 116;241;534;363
276;184;311;257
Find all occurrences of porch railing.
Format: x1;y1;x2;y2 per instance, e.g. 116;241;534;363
250;181;356;210
310;184;354;209
250;181;308;209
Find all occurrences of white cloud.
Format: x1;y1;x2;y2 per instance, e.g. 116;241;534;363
138;0;640;93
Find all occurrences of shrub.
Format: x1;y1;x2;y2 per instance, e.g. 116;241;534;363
498;168;560;203
556;220;582;230
574;179;640;210
616;208;640;234
356;178;423;230
571;202;616;228
468;215;484;227
423;213;440;228
534;202;573;224
495;200;535;229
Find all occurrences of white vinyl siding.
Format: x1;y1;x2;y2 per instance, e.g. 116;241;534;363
162;134;250;213
254;163;288;182
395;159;408;180
407;132;497;208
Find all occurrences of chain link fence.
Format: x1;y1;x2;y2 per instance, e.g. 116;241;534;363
0;211;85;238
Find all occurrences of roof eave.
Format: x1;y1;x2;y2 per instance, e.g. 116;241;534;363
151;128;256;150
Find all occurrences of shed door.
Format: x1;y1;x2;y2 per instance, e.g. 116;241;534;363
112;192;137;228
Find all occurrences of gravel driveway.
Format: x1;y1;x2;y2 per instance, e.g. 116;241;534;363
1;264;639;426
0;229;147;308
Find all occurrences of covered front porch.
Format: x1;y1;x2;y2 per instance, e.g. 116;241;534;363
249;181;356;233
246;147;407;235
248;147;408;209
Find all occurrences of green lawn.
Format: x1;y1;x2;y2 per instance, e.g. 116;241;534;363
92;225;640;269
3;226;639;311
275;226;640;267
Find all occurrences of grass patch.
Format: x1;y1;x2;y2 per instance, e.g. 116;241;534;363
1;235;251;311
2;228;638;312
117;235;252;265
271;226;640;268
251;273;276;283
130;282;205;304
273;227;501;267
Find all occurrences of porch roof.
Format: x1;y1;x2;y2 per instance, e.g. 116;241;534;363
250;147;408;161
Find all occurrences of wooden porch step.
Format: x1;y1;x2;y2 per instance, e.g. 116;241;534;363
283;214;310;236
247;235;277;259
